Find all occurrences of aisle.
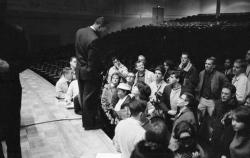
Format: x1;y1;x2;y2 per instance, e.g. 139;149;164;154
3;69;116;158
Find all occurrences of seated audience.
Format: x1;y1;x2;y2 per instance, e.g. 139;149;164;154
178;52;198;90
107;56;128;83
55;67;73;99
163;59;176;83
134;61;154;86
173;121;205;158
232;59;249;104
227;106;250;158
113;99;147;158
223;58;234;82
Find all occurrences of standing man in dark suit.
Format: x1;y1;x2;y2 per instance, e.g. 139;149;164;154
0;0;29;157
75;17;106;130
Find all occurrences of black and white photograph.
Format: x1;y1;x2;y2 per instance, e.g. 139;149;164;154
1;0;250;157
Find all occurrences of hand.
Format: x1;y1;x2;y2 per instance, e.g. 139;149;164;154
0;58;10;72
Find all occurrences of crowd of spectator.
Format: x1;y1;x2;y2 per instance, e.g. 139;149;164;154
52;49;250;158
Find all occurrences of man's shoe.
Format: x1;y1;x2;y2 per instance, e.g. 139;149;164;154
75;111;82;115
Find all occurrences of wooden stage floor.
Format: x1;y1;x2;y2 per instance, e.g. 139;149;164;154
2;69;116;158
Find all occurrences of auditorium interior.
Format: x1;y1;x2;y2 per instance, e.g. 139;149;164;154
1;0;250;158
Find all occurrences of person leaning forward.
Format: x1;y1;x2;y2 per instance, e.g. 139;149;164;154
75;17;107;130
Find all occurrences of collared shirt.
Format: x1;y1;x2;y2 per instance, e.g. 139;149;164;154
149;80;167;101
90;25;96;31
65;80;79;102
113;117;145;158
55;76;70;99
201;70;213;99
232;73;249;102
170;86;181;111
115;95;129;111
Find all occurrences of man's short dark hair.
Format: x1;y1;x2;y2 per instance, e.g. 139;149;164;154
129;99;147;117
94;17;105;26
222;83;236;95
181;51;190;58
170;70;183;84
170;70;181;79
146;117;170;146
207;56;217;65
164;59;175;70
135;81;151;102
112;56;119;62
61;67;72;76
155;65;165;75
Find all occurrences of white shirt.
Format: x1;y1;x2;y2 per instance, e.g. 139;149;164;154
170;87;181;111
114;95;128;111
55;76;70;99
113;117;145;158
232;73;249;102
65;80;79;102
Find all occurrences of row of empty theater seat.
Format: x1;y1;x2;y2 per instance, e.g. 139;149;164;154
30;59;69;85
30;13;250;82
30;44;75;85
173;12;250;23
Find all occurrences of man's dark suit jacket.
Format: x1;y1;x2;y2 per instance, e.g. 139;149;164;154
0;22;29;158
75;27;102;81
0;23;29;122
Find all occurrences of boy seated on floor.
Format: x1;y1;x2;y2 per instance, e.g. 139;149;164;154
55;67;73;101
